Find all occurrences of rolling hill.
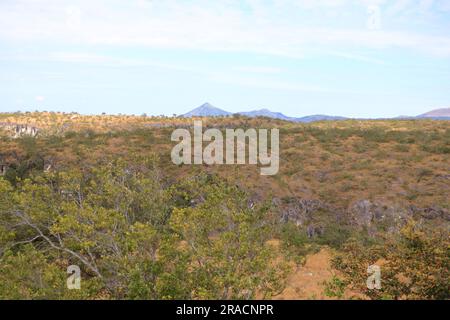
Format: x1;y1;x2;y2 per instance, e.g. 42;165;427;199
183;103;450;122
417;107;450;119
183;103;347;122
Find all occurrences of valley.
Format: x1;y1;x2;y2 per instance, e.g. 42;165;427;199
0;111;448;300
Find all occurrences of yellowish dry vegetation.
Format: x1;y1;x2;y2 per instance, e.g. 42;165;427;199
0;112;448;300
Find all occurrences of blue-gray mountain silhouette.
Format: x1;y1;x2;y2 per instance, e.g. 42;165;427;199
182;103;450;122
416;107;450;120
182;103;231;117
295;115;348;123
238;109;295;121
183;104;346;122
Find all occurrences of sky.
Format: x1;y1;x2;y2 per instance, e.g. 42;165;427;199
0;0;449;118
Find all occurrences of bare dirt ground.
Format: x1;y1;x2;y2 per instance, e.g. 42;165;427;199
274;248;335;300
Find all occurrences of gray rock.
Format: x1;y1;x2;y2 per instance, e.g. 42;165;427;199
0;122;39;138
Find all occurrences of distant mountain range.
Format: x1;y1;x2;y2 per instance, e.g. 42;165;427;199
182;103;450;122
238;109;294;121
237;109;348;122
417;107;450;119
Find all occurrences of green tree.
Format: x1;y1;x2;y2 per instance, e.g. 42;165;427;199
0;164;288;300
169;174;287;299
332;221;450;300
0;245;100;299
0;159;172;298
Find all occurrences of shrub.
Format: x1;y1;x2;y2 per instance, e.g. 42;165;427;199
332;222;450;300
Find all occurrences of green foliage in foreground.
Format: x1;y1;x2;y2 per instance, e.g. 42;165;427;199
0;154;448;300
332;222;450;300
0;159;286;299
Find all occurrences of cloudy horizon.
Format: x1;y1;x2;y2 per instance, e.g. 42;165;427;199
1;0;449;118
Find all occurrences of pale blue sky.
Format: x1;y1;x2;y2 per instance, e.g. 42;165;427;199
0;0;449;118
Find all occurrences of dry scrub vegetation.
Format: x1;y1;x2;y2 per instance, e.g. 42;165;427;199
0;111;448;299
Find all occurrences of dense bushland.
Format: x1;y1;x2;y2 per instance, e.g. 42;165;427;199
0;113;448;300
0;159;287;299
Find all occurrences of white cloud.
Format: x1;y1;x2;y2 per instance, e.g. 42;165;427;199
324;51;386;64
232;66;282;74
208;73;345;93
47;51;205;73
0;0;449;57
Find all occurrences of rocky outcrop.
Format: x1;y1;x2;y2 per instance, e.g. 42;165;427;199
0;122;39;138
278;197;449;239
349;200;412;235
409;205;450;221
277;198;329;226
349;200;450;235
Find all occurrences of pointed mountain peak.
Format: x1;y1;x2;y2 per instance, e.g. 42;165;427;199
198;102;214;109
183;103;231;117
